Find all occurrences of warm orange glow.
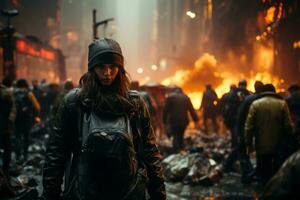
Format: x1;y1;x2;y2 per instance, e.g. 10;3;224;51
203;197;216;200
265;6;276;24
255;45;273;71
293;41;300;49
215;74;239;97
277;3;283;20
161;70;189;86
187;92;202;110
66;31;79;42
16;39;56;61
207;0;213;20
161;52;284;109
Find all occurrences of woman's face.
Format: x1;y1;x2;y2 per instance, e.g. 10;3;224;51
94;64;119;86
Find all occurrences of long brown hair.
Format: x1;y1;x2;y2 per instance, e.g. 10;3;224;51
79;68;130;103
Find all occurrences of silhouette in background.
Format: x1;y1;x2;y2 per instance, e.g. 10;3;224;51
163;87;199;152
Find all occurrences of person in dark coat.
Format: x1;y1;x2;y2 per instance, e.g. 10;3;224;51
236;81;264;183
42;38;166;200
163;87;199;152
200;84;218;134
219;84;236;119
222;80;251;172
286;84;300;152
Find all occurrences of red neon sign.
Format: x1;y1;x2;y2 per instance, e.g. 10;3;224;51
16;39;56;61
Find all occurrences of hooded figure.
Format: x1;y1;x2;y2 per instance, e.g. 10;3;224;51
42;38;166;200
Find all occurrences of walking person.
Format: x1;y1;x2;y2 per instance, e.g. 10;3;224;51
163;87;199;152
200;84;219;134
13;79;40;161
42;38;166;200
245;84;294;186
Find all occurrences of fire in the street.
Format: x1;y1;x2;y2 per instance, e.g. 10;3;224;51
161;53;285;109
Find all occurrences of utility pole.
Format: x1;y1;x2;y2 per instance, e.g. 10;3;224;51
1;9;18;80
92;9;114;39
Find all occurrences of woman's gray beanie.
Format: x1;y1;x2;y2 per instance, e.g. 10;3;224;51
88;38;124;71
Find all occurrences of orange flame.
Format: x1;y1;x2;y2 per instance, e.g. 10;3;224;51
161;53;284;109
265;6;276;24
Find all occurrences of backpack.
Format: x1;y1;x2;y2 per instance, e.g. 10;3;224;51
66;90;148;200
14;89;33;121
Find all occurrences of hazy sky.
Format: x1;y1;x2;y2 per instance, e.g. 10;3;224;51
94;0;157;80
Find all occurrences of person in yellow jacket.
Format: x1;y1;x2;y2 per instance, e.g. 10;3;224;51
245;83;294;187
13;79;40;161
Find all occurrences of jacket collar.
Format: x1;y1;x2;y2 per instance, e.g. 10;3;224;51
260;92;283;100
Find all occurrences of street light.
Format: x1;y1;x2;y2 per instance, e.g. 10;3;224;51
137;67;144;74
1;9;19;24
151;64;158;71
186;11;196;19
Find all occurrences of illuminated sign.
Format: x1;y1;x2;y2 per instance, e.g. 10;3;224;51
16;39;56;61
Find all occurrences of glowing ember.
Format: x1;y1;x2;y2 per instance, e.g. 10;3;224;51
265;6;276;24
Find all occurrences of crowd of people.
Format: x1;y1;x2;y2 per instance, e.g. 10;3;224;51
0;76;74;175
162;79;300;198
0;38;299;199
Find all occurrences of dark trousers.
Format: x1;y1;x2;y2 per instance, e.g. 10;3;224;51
171;126;186;153
256;154;282;186
203;116;218;134
14;122;31;160
224;127;239;170
0;131;12;173
224;127;254;181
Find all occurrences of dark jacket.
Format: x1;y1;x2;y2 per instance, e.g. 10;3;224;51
42;89;166;200
163;90;198;129
200;88;218;118
221;88;251;128
236;93;263;145
286;91;300;133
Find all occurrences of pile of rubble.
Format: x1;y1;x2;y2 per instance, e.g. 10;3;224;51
161;130;230;186
160;129;258;199
0;122;48;200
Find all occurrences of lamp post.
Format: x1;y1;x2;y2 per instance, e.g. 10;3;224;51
92;9;114;39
